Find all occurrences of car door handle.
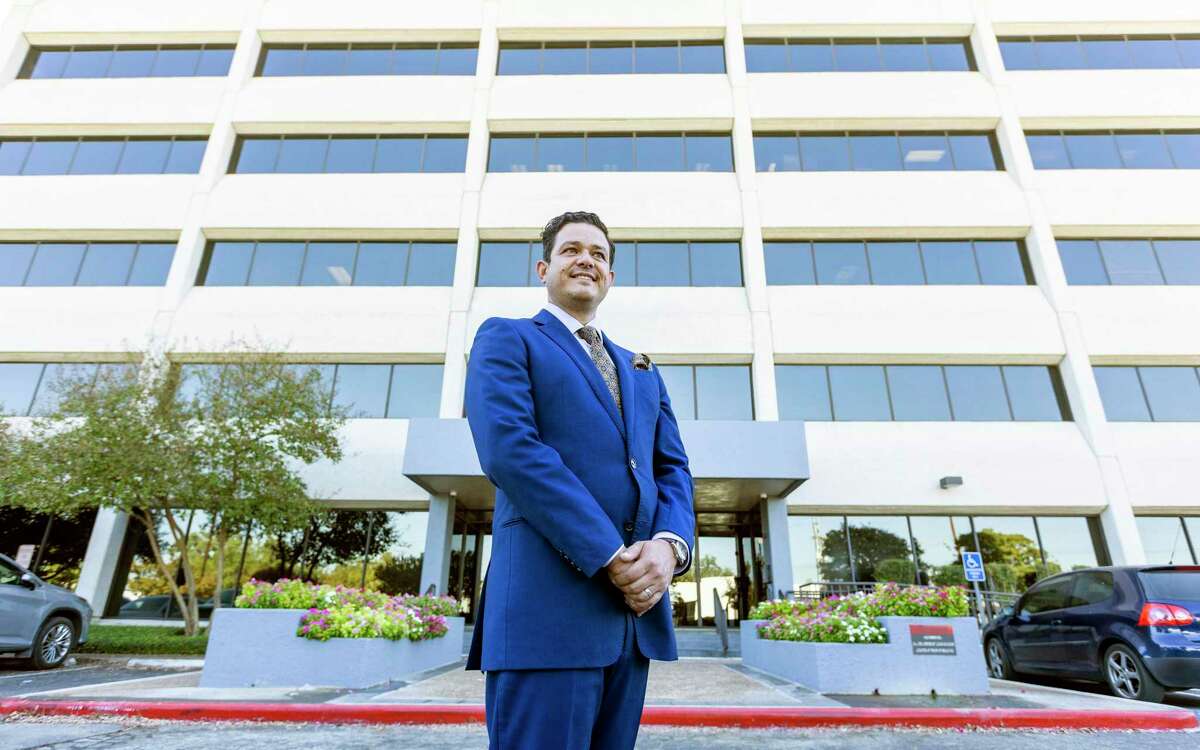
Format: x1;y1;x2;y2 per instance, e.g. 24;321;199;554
1050;619;1063;626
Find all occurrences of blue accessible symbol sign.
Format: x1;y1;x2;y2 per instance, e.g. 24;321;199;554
961;551;986;582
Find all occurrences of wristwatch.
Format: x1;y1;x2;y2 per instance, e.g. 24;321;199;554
664;538;689;570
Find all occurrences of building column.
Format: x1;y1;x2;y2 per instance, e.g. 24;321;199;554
758;495;793;599
74;509;129;612
419;492;457;596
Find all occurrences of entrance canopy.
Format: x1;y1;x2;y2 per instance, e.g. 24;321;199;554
401;418;809;512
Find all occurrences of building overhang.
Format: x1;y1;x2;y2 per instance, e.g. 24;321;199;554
401;418;809;513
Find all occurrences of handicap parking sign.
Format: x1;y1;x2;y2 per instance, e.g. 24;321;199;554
961;551;986;582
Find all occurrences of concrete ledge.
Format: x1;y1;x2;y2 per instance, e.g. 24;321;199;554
0;699;1195;730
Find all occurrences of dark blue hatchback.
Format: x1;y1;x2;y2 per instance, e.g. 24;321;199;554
982;566;1200;702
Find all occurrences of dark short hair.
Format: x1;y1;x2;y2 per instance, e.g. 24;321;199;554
540;211;615;266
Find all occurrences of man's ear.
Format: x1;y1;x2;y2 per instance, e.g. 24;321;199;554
534;259;548;283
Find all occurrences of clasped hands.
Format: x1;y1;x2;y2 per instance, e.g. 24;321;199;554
605;539;676;617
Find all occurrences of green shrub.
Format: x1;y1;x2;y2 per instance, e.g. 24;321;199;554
874;558;917;584
77;625;209;656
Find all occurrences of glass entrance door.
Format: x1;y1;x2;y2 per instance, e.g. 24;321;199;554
670;510;764;627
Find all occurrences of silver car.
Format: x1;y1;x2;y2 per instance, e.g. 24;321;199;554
0;553;91;668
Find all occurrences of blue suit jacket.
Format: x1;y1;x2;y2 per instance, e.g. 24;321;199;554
463;308;695;671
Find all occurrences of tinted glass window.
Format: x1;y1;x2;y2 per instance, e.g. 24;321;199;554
496;41;723;75
999;40;1038;70
949;135;998;170
1037;39;1087;69
1138;571;1200;600
886;365;951;420
375;137;423;172
1094;367;1152;422
76;243;136;286
0;244;37;285
300;242;356;286
247;242;304;285
1001;36;1200;71
1022;577;1073;614
490;133;729;172
23;140;77;175
153;48;201;76
438;45;478;75
1071;571;1114;607
681;42;725;73
25;243;85;285
945;365;1011;421
590;42;633;74
754;135;800;172
690;242;742;286
1139;367;1200;421
276;137;328;173
635;135;684;171
387;364;444;418
829;365;891;420
695;365;753;419
70;140;124;174
197;47;235;76
744;41;789;72
752;38;973;72
1098;240;1163;284
1136;517;1194;565
764;242;815;284
880;40;928;71
164;139;206;173
19;46;231;79
685;135;733;172
1066;133;1122;168
637;242;689;286
975;241;1027;285
1058;240;1109;285
1116;133;1174;169
422;136;468;173
333;364;390;418
927;41;971;71
488;137;535;172
477;242;533;286
900;134;952;170
203;242;254;286
833;40;881;71
586;135;634;171
118;139;171;174
867;241;923;284
799;135;851;171
0;140;32;174
922;241;979;284
233;138;279;173
1027;134;1071;169
1155;240;1200;284
0;363;44;416
546;44;589;75
127;243;176;285
537;136;585;172
1003;366;1064;421
406;242;456;285
261;43;477;76
354;242;408;285
775;365;832;421
658;366;696;420
850;135;902;170
1032;131;1200;169
1166;133;1200;168
634;42;678;74
814;242;869;284
326;137;376;173
28;49;71;78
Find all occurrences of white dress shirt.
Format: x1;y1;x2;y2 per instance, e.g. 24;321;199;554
541;301;691;574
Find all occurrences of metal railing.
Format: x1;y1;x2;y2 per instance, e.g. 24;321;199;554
789;581;1020;628
712;588;730;655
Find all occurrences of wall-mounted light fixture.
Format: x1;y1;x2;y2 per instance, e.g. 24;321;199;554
939;476;963;489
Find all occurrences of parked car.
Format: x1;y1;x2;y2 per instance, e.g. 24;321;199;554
0;553;92;669
983;565;1200;702
118;588;237;620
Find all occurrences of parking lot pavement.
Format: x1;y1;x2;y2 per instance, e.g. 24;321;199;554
1005;673;1200;717
2;717;1200;750
0;660;196;698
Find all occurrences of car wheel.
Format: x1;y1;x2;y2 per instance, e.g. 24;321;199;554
1103;644;1165;703
30;616;76;670
985;637;1015;680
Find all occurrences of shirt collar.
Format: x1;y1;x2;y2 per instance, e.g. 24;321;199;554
543;300;602;343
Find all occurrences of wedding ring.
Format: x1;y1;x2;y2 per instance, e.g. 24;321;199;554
643;586;654;599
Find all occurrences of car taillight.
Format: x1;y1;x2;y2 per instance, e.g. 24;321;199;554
1138;602;1195;627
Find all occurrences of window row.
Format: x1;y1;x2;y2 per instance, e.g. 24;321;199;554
0;137;206;175
259;43;477;77
20;45;234;79
199;241;456;287
1136;516;1200;566
775;364;1069;422
0;363;135;417
999;35;1200;71
0;242;175;287
745;38;973;73
497;41;724;75
1028;131;1200;170
476;240;743;287
1094;366;1200;422
487;133;732;173
1059;239;1200;286
656;365;754;421
177;363;444;420
790;514;1099;592
765;240;1029;286
753;132;1001;172
230;135;468;174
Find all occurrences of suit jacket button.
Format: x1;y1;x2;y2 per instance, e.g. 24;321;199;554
623;522;634;532
629;458;637;470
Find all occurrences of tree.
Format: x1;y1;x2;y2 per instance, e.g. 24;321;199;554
818;525;922;582
270;510;397;582
372;552;422;596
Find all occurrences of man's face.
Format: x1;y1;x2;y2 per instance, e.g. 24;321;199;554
536;222;614;310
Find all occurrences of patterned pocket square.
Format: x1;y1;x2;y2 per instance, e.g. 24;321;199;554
632;353;653;371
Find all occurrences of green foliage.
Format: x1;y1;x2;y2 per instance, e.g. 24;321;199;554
815;524;923;582
373;553;423;597
676;553;734;582
236;578;388;610
874;557;917;584
77;625;209;656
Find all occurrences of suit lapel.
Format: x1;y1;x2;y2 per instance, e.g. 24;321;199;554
534;308;626;440
604;337;638;445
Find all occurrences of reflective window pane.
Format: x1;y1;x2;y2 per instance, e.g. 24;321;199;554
833;40;881;71
1082;39;1132;69
1165;133;1200;168
949;135;998;170
127;243;176;286
76;243;136;286
848;135;902;171
387;365;444;418
23;140;78;175
927;41;971;71
152;48;201;76
353;242;408;285
635;135;684;171
118;139;171;174
30;49;70;79
0;140;32;175
0;363;44;416
611;241;634;286
163;139;206;174
1037;517;1098;574
197;47;235;76
247;242;304;285
972;516;1041;591
945;366;1011;421
801;134;849;171
487;136;535;172
1127;38;1183;69
300;242;356;286
658;365;695;420
233;138;280;173
25;243;85;286
405;242;456;285
1027;134;1071;169
63;49;113;78
1099;240;1163;285
302;46;348;76
586;135;634;171
422;136;467;172
1139;367;1200;421
332;364;390;418
394;45;437;74
814;241;869;284
789;516;850;584
261;47;304;76
847;516;914;583
829;365;890;420
29;363;99;416
1116;133;1174;169
542;44;587;74
203;242;254;285
276;137;329;173
880;41;929;72
497;45;540;75
1035;39;1087;69
1179;38;1200;68
681;42;725;73
1003;366;1064;421
375;136;423;172
536;135;585;172
1058;240;1108;285
589;42;633;74
636;242;689;286
775;365;832;421
345;46;394;76
887;366;951;421
999;40;1038;70
325;137;376;173
744;41;788;72
1065;134;1122;168
0;244;36;285
753;135;799;172
686;135;733;171
634;42;679;74
921;241;979;284
690;242;741;286
107;48;156;78
764;242;815;284
1137;517;1193;565
789;40;834;72
975;241;1027;285
68;140;123;174
1154;240;1200;284
695;365;753;420
867;241;924;284
897;134;951;172
1094;367;1151;422
910;516;974;585
477;242;531;286
437;45;478;75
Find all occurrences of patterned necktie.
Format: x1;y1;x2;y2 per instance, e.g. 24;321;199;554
576;325;622;415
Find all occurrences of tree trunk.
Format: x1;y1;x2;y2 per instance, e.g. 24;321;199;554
137;510;197;636
162;509;201;636
213;521;228;610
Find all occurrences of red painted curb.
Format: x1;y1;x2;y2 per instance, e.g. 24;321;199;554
0;699;1195;730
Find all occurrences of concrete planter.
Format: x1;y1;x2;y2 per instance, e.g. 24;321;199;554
741;616;988;695
199;608;464;689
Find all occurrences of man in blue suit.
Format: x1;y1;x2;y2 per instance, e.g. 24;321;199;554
464;211;695;749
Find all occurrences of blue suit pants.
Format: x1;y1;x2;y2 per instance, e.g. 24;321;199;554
484;611;649;749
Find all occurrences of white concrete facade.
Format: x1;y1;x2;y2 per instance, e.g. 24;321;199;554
2;0;1199;604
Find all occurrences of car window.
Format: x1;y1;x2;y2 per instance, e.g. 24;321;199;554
0;559;22;586
1138;570;1200;601
1069;571;1114;606
1021;576;1074;614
